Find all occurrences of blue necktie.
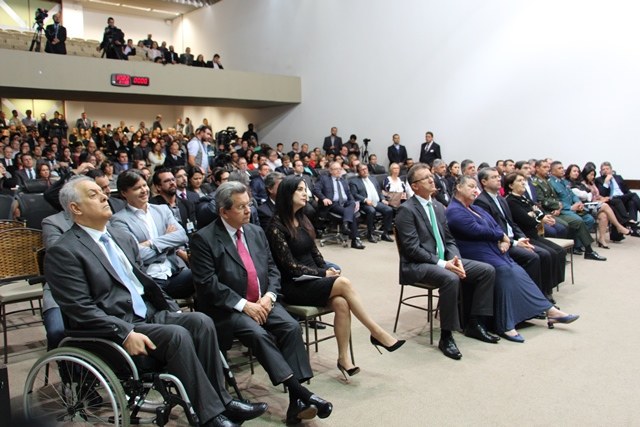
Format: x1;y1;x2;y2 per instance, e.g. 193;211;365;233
100;233;147;318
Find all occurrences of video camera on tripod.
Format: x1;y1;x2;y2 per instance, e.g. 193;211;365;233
216;127;238;152
29;8;48;52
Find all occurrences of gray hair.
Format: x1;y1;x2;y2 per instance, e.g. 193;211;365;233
228;170;250;186
215;181;248;212
432;159;445;169
59;175;94;219
454;175;477;194
265;171;284;190
477;167;498;185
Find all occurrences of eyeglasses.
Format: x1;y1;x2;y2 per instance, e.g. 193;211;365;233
233;202;254;212
411;176;434;184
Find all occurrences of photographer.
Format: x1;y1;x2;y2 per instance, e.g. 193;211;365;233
44;13;66;55
97;17;125;60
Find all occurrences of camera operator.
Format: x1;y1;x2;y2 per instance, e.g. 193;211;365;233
97;17;125;60
44;13;66;55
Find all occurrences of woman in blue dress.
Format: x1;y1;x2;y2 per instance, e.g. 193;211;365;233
445;175;579;342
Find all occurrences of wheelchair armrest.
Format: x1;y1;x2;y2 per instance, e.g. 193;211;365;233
28;275;46;286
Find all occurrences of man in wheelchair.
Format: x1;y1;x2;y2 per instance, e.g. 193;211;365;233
44;176;268;427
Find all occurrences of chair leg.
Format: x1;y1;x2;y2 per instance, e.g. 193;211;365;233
427;290;434;345
2;303;7;364
393;286;405;333
570;250;575;284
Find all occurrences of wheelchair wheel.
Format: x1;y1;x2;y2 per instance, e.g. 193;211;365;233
23;347;130;426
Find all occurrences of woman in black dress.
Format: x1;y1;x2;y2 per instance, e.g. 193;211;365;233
266;175;404;380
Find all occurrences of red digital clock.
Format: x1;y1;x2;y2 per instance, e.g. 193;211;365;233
111;73;131;87
110;74;150;87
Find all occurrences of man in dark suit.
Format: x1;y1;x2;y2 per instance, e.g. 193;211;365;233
395;163;497;360
474;168;557;301
113;150;133;175
257;172;283;230
75;112;91;132
432;159;452;206
15;153;38;186
98;17;125;59
367;154;386;175
45;176;268;427
0;146;16;174
150;168;196;233
44;13;67;55
180;47;195;65
387;134;408;167
349;164;394;243
418;131;442;166
174;166;201;204
322;127;342;156
190;182;333;424
596;161;640;223
249;163;270;204
164;141;186;169
313;162;365;249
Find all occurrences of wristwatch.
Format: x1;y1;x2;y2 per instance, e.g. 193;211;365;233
267;292;277;306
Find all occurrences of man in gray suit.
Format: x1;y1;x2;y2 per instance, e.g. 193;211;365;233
111;170;194;299
395;163;497;360
45;176;268;427
190;181;333;425
349;163;394;243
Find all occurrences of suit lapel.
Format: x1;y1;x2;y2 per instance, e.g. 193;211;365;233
410;197;436;240
215;220;244;269
72;226;126;287
127;208;151;240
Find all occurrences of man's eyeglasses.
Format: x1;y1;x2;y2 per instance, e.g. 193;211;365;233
411;175;434;184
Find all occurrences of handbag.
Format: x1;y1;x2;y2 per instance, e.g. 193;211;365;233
384;191;404;208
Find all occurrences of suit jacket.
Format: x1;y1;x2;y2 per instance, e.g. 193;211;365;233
433;174;452;206
349;176;384;204
113;162;132;175
44;23;67;54
313;174;354;204
257;198;276;230
15;169;37;186
0;158;17;174
180;53;194;65
110;204;188;269
164;153;186;169
45;224;179;342
595;174;630;197
419;142;442;165
250;175;268;204
76;117;91;131
474;191;526;240
368;163;386;175
395;196;460;284
322;136;342;156
190;219;281;324
387;144;408;166
275;165;293;176
505;193;544;238
150;194;196;232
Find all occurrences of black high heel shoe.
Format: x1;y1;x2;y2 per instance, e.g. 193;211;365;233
337;361;360;380
370;336;406;354
597;241;610;249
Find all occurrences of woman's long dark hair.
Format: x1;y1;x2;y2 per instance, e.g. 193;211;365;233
274;175;315;239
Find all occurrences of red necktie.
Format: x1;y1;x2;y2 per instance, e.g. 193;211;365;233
180;191;186;199
236;229;259;302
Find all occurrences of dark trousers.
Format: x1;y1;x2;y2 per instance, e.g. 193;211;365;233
616;193;640;221
155;268;195;299
326;200;358;239
135;311;231;424
229;304;313;385
360;202;393;235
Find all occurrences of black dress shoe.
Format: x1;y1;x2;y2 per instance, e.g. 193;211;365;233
630;228;640;237
308;320;326;330
438;336;462;360
286;399;317;425
544;293;556;305
584;251;606;261
202;414;240;427
464;323;499;344
572;247;584;255
351;238;365;249
223;399;268;423
380;233;394;242
307;395;333;419
341;224;351;235
367;235;378;243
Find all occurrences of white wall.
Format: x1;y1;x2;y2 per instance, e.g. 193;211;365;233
81;9;173;45
182;0;640;176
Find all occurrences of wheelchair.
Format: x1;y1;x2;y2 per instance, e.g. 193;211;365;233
23;334;244;426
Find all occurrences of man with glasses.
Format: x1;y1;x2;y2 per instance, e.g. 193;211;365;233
395;163;496;360
191;181;333;424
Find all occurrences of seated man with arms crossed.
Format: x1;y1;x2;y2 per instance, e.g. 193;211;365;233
45;176;268;427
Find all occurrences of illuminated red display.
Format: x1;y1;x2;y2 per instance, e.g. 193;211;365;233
110;74;150;87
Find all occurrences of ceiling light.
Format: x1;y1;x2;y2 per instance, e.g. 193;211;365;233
121;4;152;11
89;0;121;6
152;9;181;16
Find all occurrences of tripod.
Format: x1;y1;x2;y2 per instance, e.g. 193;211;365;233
29;23;44;52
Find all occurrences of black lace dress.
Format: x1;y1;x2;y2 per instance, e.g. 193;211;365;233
266;216;337;306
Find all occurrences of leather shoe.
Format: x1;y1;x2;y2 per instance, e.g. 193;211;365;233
572;247;584;255
202;414;240;427
286;399;317;425
308;394;333;419
380;233;394;242
438;336;462;360
223;399;268;423
308;320;326;330
367;235;378;243
351;238;365;249
464;323;499;344
630;228;640;237
584;251;606;261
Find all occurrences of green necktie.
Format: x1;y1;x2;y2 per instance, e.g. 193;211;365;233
427;201;445;260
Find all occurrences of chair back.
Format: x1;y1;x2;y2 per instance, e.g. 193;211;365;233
0;219;26;232
0;194;14;219
14;192;58;229
0;228;43;282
